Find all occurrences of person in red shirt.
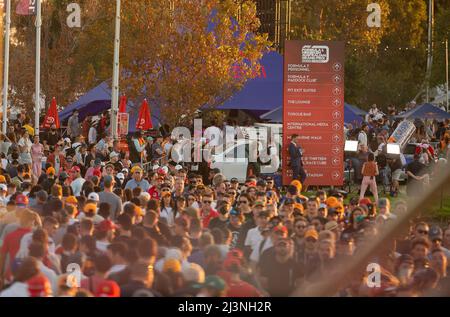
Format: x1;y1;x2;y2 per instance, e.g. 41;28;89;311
219;251;262;297
0;209;41;288
200;192;219;228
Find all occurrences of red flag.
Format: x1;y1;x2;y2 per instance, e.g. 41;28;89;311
42;97;60;129
16;0;35;16
136;99;153;130
119;95;127;113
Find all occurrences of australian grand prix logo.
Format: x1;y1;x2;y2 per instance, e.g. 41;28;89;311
301;45;330;64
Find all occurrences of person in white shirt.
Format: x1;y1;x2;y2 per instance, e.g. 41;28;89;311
204;121;223;147
0;184;8;207
358;123;369;149
69;166;85;197
160;193;175;227
250;225;288;265
88;123;97;145
244;211;270;256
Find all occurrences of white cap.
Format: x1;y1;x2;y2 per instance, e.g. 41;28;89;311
87;192;100;202
64;137;71;143
165;248;182;261
175;165;183;171
0;184;7;191
110;151;119;158
121;168;129;174
139;192;151;201
182;263;205;284
116;173;125;180
152;165;160;171
161;166;169;174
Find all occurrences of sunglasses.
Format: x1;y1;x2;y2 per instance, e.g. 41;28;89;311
202;200;212;205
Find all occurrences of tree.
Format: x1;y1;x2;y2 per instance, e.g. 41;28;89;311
8;0;270;127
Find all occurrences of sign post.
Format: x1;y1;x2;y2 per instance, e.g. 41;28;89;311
283;41;345;186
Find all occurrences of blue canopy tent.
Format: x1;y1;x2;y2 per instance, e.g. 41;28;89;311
59;82;161;133
260;103;366;125
396;103;450;120
214;51;283;112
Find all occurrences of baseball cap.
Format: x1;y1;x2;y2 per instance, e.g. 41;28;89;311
87;192;100;202
359;198;372;206
211;168;221;174
0;175;6;183
109;151;120;158
182;263;205;284
95;281;120;297
175;165;183;171
193;275;226;291
131;165;143;174
93;169;102;178
46;167;56;175
230;209;241;217
84;203;97;213
304;229;319;241
65;196;78;205
256;180;267;187
272;225;288;235
97;220;117;232
27;274;52;297
163;259;182;273
116;173;125;181
429;226;443;241
265;176;274;181
290;180;302;193
16;194;29;207
121;168;129;174
70;166;81;173
325;221;338;231
0;184;7;191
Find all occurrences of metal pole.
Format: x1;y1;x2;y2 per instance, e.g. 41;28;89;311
111;0;121;140
446;39;449;112
35;0;42;135
425;0;434;103
2;0;11;134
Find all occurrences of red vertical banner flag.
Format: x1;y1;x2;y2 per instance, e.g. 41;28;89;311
42;97;60;129
119;95;127;113
283;41;345;186
136;99;153;130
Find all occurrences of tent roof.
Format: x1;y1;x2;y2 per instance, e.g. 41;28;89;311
216;51;283;111
59;82;161;132
260;103;365;125
396;103;450;120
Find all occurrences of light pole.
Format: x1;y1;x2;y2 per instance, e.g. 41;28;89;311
425;0;434;103
111;0;121;140
2;0;11;134
35;0;42;135
446;39;449;112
